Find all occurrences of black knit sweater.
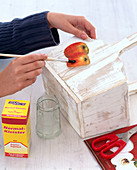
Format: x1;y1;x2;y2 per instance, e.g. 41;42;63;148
0;11;60;58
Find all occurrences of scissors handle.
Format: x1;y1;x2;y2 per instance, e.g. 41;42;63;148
101;139;126;159
92;134;119;151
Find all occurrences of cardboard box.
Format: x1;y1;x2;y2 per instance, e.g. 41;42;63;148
1;99;31;158
42;33;137;138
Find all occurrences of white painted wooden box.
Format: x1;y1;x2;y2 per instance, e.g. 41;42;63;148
42;32;137;138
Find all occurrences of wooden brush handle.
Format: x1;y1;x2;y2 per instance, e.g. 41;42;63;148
0;53;67;62
0;53;24;58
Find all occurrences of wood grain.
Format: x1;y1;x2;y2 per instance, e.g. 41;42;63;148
43;32;137;138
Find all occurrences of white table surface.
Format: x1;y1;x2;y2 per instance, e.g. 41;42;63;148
0;0;137;169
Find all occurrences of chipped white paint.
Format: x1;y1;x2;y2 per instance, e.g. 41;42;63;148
128;81;137;95
42;32;137;138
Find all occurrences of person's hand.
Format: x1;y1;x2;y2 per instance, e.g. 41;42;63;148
47;12;96;40
0;53;47;97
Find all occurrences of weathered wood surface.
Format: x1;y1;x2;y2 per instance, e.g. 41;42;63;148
43;32;137;138
47;32;137;97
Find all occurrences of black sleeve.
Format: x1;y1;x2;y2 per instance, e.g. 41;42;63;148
0;11;60;57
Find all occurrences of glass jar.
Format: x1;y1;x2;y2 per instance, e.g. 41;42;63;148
36;94;61;139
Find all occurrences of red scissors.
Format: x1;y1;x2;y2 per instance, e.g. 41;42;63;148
92;126;137;159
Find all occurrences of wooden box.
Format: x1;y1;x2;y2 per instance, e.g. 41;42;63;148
42;33;137;138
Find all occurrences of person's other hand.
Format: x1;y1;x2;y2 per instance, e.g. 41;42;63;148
47;12;96;40
0;53;47;97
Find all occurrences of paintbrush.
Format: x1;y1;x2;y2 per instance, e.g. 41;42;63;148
0;53;76;63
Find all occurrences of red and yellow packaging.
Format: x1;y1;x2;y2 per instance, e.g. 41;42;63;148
1;99;31;158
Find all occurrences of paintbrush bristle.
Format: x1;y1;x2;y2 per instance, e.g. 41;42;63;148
68;60;76;63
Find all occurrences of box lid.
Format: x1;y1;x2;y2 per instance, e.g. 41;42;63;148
2;99;30;119
45;37;127;101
